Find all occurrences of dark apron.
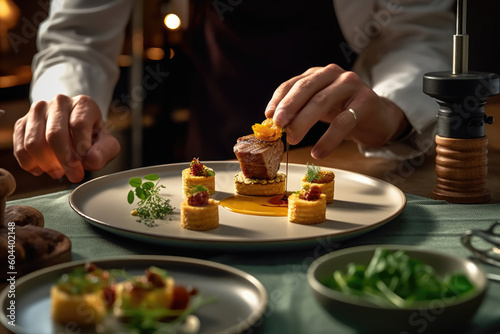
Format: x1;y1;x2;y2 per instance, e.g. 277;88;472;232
181;0;356;160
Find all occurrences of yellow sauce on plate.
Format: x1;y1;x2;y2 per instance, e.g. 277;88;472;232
219;193;290;216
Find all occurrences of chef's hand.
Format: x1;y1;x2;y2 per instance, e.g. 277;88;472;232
265;64;410;159
13;94;120;183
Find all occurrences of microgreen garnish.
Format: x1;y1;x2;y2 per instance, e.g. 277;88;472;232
188;185;208;196
127;174;174;227
305;163;322;182
122;294;217;334
56;266;129;295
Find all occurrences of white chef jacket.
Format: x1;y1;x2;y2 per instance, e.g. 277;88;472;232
30;0;455;160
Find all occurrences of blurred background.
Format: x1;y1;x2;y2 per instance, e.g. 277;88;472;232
0;0;195;198
0;0;499;199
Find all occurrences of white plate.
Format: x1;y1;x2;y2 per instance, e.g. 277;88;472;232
0;255;267;334
69;162;406;250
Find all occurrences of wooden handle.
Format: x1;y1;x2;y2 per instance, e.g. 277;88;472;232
432;135;490;203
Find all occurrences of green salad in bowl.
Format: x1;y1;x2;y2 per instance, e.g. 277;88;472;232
307;245;488;334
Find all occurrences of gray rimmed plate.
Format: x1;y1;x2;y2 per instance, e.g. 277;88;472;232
69;162;406;251
0;255;268;334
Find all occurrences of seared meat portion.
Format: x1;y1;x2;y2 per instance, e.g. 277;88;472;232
234;134;284;179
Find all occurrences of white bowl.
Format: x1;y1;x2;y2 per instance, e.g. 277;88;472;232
307;244;488;334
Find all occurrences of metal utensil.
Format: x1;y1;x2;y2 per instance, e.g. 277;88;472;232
461;221;500;282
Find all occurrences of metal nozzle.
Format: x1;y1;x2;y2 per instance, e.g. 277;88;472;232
453;0;469;74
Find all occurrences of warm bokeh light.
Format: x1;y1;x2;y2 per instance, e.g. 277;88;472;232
164;13;181;30
0;0;21;53
0;0;20;28
145;47;165;61
117;54;132;67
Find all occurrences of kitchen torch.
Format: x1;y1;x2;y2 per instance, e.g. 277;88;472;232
423;0;499;203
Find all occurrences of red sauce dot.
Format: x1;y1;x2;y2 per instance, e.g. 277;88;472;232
268;195;288;206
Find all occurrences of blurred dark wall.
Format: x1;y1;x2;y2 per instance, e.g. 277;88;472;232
0;0;45;72
468;1;500;75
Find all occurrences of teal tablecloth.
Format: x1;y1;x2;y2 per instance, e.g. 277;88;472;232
5;190;500;334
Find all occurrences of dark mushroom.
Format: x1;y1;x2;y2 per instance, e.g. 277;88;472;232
5;205;45;227
0;169;71;279
0;225;71;278
0;168;16;228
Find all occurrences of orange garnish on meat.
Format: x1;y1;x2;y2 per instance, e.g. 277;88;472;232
252;118;283;141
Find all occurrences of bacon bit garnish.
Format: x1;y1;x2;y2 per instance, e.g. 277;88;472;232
188;191;209;206
171;285;190;310
315;171;335;183
146;268;166;288
187;185;210;206
189;158;206;176
102;286;116;308
189;158;215;177
299;185;322;201
252;118;283;141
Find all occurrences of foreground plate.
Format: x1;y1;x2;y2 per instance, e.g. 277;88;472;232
0;255;267;334
69;162;406;250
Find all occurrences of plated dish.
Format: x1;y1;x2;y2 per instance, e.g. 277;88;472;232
69;162;406;250
0;255;268;334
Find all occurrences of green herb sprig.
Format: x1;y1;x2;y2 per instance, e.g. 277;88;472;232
127;174;174;227
305;163;321;182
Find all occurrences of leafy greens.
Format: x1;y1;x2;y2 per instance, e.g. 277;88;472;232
322;248;475;308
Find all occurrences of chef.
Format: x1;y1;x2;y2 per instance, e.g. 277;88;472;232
13;0;454;183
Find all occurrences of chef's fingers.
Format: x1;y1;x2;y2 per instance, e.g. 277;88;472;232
69;95;103;160
66;95;120;172
23;100;68;179
264;67;330;119
264;67;320;118
310;108;359;159
44;95;85;183
81;124;120;171
266;64;345;127
12;116;44;176
284;70;357;145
